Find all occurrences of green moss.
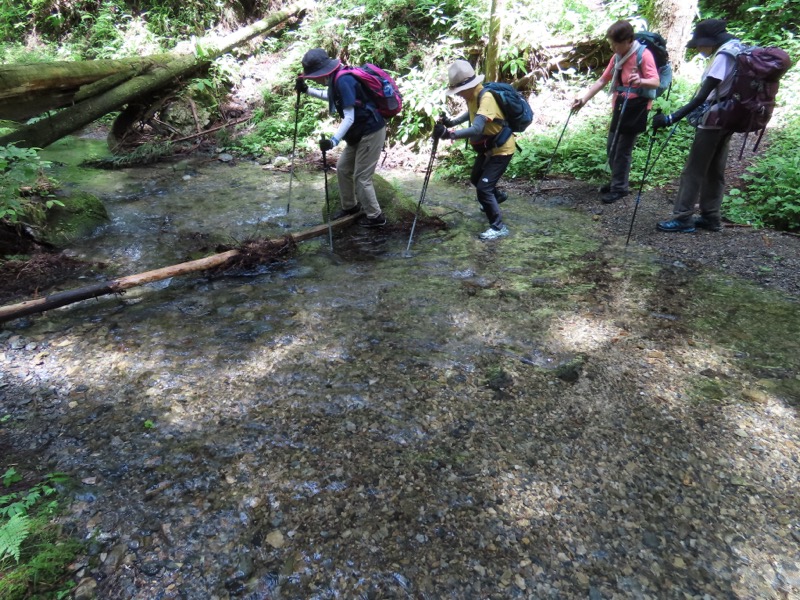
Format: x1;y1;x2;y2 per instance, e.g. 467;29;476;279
321;173;421;221
43;191;109;246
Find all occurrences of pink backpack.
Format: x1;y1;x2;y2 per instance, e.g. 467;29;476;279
334;64;403;118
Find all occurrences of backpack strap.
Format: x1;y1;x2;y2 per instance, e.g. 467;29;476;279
615;45;644;93
333;67;379;118
477;88;508;126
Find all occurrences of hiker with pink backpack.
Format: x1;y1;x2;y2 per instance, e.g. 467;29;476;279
295;48;403;228
653;19;791;233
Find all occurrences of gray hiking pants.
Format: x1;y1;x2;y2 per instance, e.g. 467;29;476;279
337;127;387;219
607;130;639;193
671;127;734;225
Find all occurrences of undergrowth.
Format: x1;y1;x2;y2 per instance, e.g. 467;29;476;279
0;468;81;599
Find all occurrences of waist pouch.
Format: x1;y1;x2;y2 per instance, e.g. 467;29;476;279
610;96;649;134
470;135;496;152
470;125;513;152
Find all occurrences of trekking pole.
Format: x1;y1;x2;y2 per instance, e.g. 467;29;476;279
404;135;440;257
321;135;333;251
625;130;658;247
608;86;632;171
624;118;679;246
643;121;679;181
286;89;301;216
534;109;573;194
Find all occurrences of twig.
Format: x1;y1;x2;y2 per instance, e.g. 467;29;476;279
171;116;251;143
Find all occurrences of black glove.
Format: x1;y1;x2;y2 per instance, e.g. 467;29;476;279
652;113;671;131
433;123;451;140
319;138;335;152
295;77;308;94
441;113;456;127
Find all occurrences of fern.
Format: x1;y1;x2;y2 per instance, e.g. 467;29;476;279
0;512;30;562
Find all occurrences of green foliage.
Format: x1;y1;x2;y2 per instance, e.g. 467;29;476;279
723;112;800;230
231;87;322;157
0;513;30;562
0;145;60;225
395;65;449;145
3;468;23;487
700;0;800;55
0;470;78;599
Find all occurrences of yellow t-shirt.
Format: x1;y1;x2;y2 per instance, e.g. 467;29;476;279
468;84;516;156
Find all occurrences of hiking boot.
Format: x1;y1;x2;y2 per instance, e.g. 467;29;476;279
656;219;696;233
694;216;722;231
479;224;509;240
331;204;362;220
601;190;628;204
599;183;611;194
359;212;387;228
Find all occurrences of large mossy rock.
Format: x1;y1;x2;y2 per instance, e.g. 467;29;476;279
322;173;424;221
42;191;109;246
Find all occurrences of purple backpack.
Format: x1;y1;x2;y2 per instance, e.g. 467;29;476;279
335;63;403;118
706;44;792;133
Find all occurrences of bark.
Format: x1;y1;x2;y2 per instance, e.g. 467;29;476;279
484;0;503;81
0;211;355;324
652;0;699;74
0;1;307;149
0;57;171;121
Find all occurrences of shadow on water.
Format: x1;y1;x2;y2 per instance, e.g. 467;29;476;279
1;137;797;598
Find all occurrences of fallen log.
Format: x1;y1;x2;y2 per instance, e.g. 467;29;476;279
0;211;356;324
0;57;170;121
0;1;308;149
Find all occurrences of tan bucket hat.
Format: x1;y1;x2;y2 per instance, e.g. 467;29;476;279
446;60;484;95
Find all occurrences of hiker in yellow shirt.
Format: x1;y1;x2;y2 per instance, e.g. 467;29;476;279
435;60;515;240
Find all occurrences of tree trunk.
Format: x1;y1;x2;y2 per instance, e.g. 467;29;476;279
0;57;172;121
484;0;503;81
652;0;699;74
0;2;307;148
0;211;355;324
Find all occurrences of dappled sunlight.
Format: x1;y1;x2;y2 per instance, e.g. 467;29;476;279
544;313;623;352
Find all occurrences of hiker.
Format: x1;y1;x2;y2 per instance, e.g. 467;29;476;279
434;60;515;240
571;20;660;204
652;19;740;233
295;48;387;227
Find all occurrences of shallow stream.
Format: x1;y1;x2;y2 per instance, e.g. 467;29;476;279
1;138;799;599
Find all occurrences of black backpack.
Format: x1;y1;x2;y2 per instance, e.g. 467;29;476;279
478;82;534;133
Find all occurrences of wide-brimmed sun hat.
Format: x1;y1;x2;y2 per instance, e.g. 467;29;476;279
446;60;485;95
300;48;341;78
686;19;735;49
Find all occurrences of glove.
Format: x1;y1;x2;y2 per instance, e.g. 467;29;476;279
295;77;308;94
441;113;456;127
433;124;452;140
319;137;336;152
652;113;671;131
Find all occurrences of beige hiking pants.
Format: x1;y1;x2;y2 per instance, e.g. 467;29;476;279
336;127;386;219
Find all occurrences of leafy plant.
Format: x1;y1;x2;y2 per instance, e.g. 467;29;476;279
723;112;800;230
0;470;78;599
0;144;61;225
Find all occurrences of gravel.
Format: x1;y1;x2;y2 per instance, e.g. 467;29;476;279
1;154;799;599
